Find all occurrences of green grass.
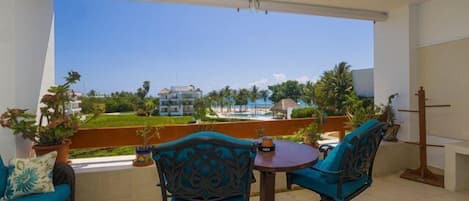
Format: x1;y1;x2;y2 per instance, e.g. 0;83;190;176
70;146;135;159
273;135;303;143
71;114;194;159
82;114;193;128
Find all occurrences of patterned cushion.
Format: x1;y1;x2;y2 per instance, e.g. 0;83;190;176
0;155;7;198
2;152;57;200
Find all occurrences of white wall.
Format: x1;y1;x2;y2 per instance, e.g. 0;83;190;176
0;0;18;165
414;0;469;169
417;0;469;47
0;0;55;161
374;4;419;142
375;0;469;169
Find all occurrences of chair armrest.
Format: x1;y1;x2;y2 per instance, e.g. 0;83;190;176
319;144;335;158
53;162;75;201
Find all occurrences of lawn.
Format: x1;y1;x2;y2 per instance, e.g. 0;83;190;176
82;114;193;128
70;114;193;159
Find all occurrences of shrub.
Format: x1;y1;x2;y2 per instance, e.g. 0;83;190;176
291;107;318;118
135;109;147;116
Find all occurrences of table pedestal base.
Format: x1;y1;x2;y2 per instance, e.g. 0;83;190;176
260;171;276;201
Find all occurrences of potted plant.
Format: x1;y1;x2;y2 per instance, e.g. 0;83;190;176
295;122;322;148
134;124;160;167
0;71;81;163
379;93;400;142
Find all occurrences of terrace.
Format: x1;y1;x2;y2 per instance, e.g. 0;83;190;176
1;0;469;201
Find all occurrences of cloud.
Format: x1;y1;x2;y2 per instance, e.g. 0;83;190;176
273;73;287;83
249;79;269;88
296;75;310;83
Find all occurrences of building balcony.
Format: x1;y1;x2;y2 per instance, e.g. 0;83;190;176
64;116;467;201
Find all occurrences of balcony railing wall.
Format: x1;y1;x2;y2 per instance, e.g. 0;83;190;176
70;116;348;149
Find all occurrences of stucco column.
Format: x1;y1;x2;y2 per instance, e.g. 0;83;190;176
0;0;55;160
374;4;419;142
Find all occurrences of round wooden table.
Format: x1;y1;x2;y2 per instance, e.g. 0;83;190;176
254;140;320;201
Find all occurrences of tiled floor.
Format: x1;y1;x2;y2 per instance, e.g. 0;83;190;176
251;173;469;201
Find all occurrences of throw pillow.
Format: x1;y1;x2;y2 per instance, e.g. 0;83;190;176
2;151;57;200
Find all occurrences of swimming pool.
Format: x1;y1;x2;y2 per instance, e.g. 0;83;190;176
223;112;273;120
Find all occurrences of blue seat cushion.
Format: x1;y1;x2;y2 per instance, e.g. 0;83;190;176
288;168;370;200
11;184;70;201
0;155;7;197
172;195;246;201
343;119;380;143
315;142;352;183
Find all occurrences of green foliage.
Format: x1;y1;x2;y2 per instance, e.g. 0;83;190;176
80;96;105;114
310;62;354;114
301;81;315;106
192;97;212;121
136;81;150;100
136;123;160;146
344;93;379;128
294;122;322;146
268;80;304;103
291;107;318;118
259;90;269;103
250;85;259;102
0;71;81;146
104;91;140;113
234;88;250;112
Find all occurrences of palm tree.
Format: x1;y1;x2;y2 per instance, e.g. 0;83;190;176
330;62;353;113
250;85;260;116
302;81;315;106
218;89;225;113
234;89;249;112
222;86;232;113
259;89;269;108
207;90;219;111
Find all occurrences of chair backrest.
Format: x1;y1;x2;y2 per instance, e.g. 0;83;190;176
152;131;257;201
339;123;385;182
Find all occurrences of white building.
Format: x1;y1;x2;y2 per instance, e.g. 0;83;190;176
158;86;202;116
352;68;374;97
66;91;82;115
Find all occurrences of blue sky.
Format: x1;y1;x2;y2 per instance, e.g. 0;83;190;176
55;0;373;96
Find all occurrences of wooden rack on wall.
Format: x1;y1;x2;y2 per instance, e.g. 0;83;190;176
398;86;450;187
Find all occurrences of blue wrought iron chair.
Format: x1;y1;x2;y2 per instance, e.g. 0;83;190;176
287;120;385;201
152;131;257;201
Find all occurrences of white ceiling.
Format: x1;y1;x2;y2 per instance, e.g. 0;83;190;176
142;0;428;21
273;0;427;13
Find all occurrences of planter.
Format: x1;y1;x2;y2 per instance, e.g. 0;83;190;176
133;146;154;167
383;124;400;142
33;139;71;163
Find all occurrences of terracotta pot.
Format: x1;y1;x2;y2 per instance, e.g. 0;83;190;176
33;139;71;163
